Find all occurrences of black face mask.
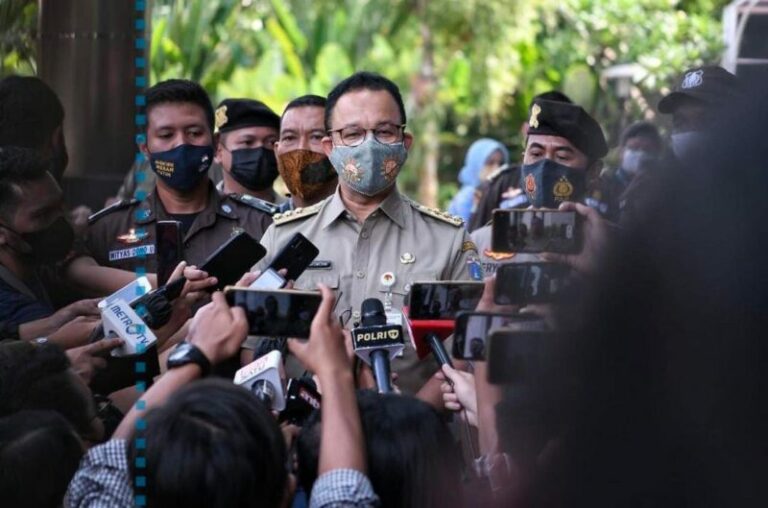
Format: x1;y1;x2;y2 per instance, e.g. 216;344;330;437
229;147;279;192
520;159;587;208
2;216;75;264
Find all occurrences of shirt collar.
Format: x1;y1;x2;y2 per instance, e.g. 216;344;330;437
320;186;406;230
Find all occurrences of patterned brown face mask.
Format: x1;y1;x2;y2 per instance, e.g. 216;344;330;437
277;149;337;200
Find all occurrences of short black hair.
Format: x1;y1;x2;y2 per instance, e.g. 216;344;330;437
0;146;51;220
0;410;84;508
146;79;215;132
297;391;463;507
129;379;287;508
325;72;406;131
0;75;64;150
283;94;327;116
620;121;662;148
0;341;94;438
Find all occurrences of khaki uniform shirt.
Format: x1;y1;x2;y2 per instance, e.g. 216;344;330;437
254;187;481;394
86;181;272;273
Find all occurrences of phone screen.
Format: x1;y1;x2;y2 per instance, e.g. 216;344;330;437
452;312;519;360
250;268;287;290
407;281;485;320
494;262;572;305
155;221;183;286
200;233;267;292
267;233;319;282
225;287;322;338
491;209;579;254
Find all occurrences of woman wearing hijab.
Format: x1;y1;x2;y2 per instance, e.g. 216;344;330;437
448;138;509;224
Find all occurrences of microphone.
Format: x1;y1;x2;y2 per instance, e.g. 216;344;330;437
234;350;287;411
352;298;405;394
100;298;158;357
279;377;321;425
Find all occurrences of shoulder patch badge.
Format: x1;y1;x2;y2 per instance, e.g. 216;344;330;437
462;241;478;253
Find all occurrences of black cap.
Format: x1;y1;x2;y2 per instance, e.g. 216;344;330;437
215;98;280;133
658;66;738;114
526;99;608;160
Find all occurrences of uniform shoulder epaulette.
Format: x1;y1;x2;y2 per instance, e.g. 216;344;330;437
407;198;464;227
273;202;323;225
87;199;138;225
487;163;512;182
230;193;281;215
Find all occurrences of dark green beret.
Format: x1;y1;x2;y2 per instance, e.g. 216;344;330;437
527;99;608;160
215;98;280;133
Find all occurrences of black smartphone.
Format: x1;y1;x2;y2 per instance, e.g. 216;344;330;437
224;287;322;338
452;312;546;360
494;262;573;305
253;233;319;289
491;209;580;254
155;220;183;286
90;343;161;395
200;232;267;292
279;377;321;426
407;281;485;320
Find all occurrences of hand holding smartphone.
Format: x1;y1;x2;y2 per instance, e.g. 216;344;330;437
250;233;319;289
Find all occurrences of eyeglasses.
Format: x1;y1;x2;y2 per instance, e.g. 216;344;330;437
328;123;406;147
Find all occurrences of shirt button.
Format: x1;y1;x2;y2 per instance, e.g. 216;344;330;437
355;270;366;279
361;230;370;239
404;283;412;292
352;310;361;320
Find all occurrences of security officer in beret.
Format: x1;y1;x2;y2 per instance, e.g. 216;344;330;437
471;98;608;275
86;79;272;274
214;98;285;211
468;90;573;232
251;71;482;401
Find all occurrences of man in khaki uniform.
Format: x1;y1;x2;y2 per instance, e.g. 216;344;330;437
254;72;482;397
471;98;608;275
87;79;272;274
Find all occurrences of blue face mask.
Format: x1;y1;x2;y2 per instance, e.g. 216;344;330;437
149;144;213;192
670;132;704;160
329;138;408;197
621;149;655;176
520;159;587;209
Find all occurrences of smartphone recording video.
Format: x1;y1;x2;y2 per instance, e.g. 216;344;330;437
224;287;322;338
407;281;485;320
494;262;572;305
453;312;516;360
491;209;580;254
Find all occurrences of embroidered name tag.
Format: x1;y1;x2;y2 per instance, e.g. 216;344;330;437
308;260;332;270
108;244;156;262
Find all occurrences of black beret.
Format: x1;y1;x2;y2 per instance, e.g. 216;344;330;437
658;66;738;114
215;98;280;133
526;99;608;160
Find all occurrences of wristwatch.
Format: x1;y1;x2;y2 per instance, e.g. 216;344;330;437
166;342;211;377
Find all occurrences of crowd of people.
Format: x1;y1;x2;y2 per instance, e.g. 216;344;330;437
0;60;766;508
